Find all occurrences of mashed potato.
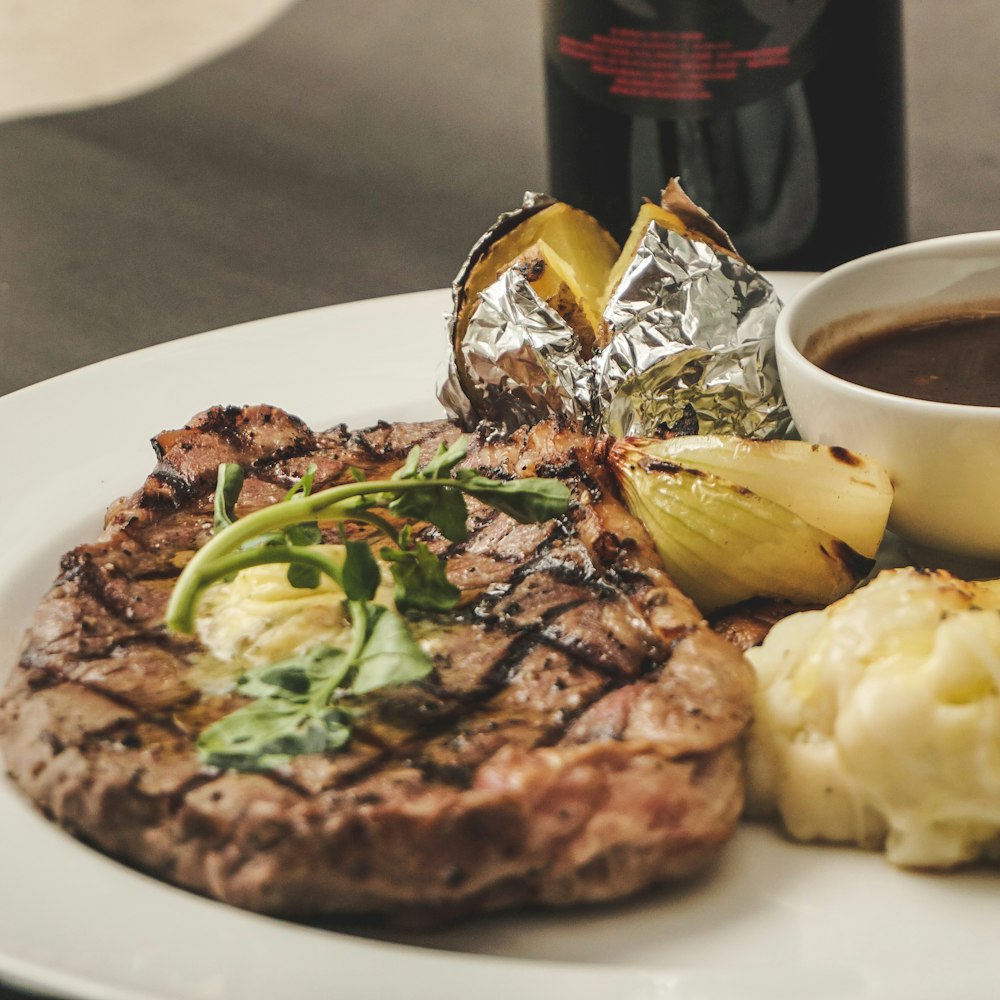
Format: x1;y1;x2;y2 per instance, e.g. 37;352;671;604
745;567;1000;868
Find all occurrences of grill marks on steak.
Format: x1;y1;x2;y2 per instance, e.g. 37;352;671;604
0;405;754;923
145;403;316;503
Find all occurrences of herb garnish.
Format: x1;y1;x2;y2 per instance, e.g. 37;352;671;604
166;437;570;770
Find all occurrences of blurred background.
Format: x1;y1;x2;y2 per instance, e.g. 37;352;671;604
0;0;998;393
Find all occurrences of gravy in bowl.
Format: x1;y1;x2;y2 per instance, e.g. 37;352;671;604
807;308;1000;407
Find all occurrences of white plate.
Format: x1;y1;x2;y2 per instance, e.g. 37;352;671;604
1;277;998;1000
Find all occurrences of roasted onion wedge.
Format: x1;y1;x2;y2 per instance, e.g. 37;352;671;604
628;435;894;559
608;436;893;613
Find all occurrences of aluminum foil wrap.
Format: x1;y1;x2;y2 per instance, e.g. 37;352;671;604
438;191;564;430
438;191;790;439
439;270;592;431
595;222;790;438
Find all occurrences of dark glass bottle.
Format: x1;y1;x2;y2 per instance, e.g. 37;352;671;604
542;0;907;270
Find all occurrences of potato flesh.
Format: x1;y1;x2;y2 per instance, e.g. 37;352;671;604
456;203;619;350
509;241;601;356
454;181;742;384
532;205;620;315
456;202;684;353
601;200;737;306
603;203;685;304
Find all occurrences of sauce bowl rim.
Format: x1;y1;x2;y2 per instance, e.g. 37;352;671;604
775;230;1000;419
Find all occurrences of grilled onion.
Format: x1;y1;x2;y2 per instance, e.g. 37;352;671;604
608;436;893;612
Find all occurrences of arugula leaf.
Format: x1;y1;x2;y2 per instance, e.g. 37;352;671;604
351;605;435;695
284;517;325;589
213;464;244;534
284;463;318;501
410;438;469;480
197;697;351;771
453;469;572;523
237;644;352;700
196;612;430;770
286;563;322;589
263;464;322;588
387;440;472;541
390;445;423;482
199;629;357;769
381;541;460;614
285;522;323;546
341;539;382;602
390;487;469;543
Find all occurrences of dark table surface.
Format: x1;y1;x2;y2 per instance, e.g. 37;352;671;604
2;1;1000;997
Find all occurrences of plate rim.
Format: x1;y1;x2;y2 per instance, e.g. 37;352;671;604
7;275;997;1000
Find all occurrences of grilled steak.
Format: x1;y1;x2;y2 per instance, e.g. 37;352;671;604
0;404;753;923
710;599;817;652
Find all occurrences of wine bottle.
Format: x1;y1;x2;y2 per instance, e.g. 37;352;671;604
542;0;907;271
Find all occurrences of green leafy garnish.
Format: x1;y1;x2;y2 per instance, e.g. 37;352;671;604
350;603;433;695
213;463;244;533
166;436;570;771
197;603;433;770
381;536;461;614
340;538;382;601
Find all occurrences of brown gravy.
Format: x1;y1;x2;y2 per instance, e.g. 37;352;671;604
813;312;1000;407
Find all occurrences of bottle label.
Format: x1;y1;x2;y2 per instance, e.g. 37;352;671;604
544;0;828;118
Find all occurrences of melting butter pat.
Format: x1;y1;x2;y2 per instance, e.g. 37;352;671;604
194;544;395;670
745;567;1000;869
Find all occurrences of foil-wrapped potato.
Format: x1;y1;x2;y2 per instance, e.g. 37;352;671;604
452;195;619;360
439;180;790;439
441;193;619;427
